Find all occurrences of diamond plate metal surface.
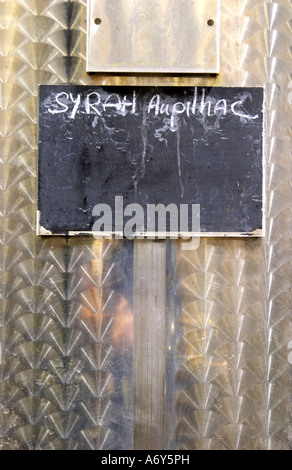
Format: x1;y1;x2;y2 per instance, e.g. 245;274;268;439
165;0;292;451
0;0;133;450
0;0;292;451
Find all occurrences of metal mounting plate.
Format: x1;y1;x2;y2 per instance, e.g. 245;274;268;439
87;0;220;74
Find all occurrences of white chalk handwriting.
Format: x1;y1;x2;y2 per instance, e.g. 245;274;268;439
47;88;260;130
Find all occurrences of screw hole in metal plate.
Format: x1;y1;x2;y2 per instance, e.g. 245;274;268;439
207;19;214;26
94;18;102;25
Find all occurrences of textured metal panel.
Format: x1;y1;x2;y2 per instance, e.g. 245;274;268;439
87;0;220;73
0;0;133;450
0;0;291;452
165;0;292;451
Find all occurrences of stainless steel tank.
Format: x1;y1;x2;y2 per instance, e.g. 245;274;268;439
0;0;291;450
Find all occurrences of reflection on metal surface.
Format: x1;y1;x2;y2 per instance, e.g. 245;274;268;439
87;0;220;73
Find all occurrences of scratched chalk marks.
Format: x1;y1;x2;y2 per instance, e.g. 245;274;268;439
38;85;264;236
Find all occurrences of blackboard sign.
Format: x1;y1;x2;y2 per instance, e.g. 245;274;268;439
37;85;264;237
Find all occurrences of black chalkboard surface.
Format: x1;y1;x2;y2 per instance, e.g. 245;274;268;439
38;85;264;237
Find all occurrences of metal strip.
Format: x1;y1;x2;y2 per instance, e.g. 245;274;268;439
133;240;166;450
